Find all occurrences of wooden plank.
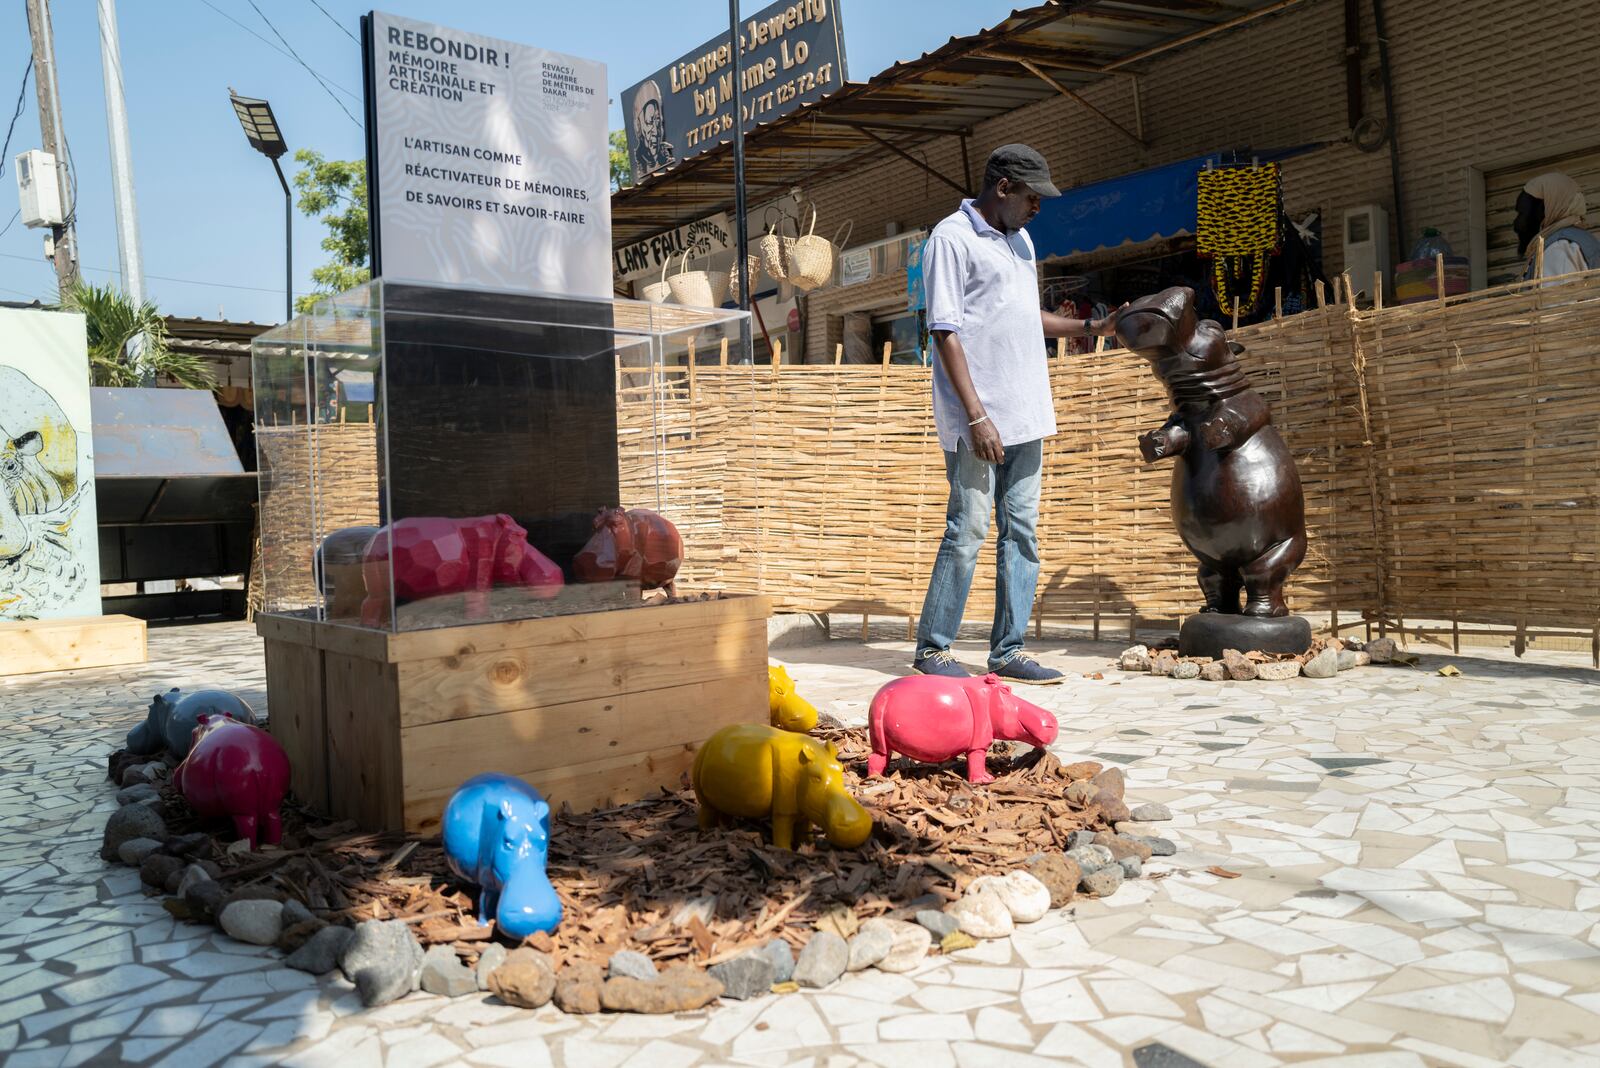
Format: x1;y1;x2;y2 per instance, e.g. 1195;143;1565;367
312;620;394;661
403;741;704;834
259;600;768;666
0;615;146;676
400;673;763;816
254;612;321;647
262;638;329;814
253;611;390;662
323;651;403;830
396;617;768;727
385;594;770;664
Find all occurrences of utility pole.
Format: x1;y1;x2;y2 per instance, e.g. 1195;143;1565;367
97;0;145;308
728;0;752;364
25;0;79;293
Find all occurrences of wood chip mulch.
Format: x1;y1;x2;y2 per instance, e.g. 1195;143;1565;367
135;728;1117;968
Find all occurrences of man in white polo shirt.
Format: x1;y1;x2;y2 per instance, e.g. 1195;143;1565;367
914;144;1121;683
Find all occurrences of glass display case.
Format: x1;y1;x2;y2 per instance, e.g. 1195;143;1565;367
251;279;748;632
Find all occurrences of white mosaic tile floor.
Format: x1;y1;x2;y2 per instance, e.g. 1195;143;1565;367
2;622;1599;1066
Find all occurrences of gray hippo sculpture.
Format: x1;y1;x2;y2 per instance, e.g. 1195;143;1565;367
1115;286;1311;658
125;688;259;758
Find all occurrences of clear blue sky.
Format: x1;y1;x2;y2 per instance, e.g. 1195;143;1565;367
0;1;1017;324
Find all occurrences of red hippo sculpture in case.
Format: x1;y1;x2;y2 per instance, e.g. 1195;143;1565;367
360;513;563;626
868;673;1060;784
172;716;291;848
573;507;682;591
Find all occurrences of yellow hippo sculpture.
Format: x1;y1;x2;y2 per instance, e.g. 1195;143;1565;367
768;664;819;732
691;723;872;851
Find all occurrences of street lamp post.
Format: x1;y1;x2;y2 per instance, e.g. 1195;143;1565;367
229;90;292;322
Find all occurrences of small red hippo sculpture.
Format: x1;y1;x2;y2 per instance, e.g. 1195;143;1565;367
573;507;682;591
360;513;563;626
868;673;1060;784
172;716;291;848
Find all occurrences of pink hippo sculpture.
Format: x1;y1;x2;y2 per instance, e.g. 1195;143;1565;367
360;514;563;626
867;673;1060;784
172;716;291;848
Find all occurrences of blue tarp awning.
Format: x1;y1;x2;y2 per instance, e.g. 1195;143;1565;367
1029;154;1208;262
1029;145;1322;262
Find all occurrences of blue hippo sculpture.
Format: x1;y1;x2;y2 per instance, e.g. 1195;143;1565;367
125;688;259;758
442;773;562;939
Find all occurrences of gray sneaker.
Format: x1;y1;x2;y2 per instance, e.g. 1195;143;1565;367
992;654;1065;685
913;650;971;678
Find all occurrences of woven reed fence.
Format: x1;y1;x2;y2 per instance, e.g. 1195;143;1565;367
256;424;382;611
249;270;1600;656
621;270;1600;654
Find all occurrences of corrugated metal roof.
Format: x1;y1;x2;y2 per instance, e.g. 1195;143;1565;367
164;316;274;359
612;0;1307;248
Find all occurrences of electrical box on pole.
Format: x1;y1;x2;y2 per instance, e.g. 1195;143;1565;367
15;150;64;227
26;0;80;291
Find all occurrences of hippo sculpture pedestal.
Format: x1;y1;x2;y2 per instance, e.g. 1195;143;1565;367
1115;287;1311;659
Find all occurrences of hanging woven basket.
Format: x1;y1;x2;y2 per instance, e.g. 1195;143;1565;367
641;257;673;304
667;251;718;308
789;212;852;292
728;254;762;305
757;206;796;282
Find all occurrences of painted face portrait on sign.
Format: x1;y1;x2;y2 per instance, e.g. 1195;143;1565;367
0;362;95;619
631;80;676;176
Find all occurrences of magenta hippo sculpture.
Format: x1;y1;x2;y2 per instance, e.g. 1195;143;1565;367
171;716;291;848
360;513;563;626
868;673;1059;784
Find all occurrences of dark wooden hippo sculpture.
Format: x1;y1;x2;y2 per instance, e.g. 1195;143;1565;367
1115;287;1310;655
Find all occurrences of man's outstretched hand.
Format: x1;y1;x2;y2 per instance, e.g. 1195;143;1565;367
1090;302;1130;337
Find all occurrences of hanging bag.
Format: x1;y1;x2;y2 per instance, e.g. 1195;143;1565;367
728;253;762;305
790;211;852;292
641;257;673;304
667;250;716;308
757;206;796;282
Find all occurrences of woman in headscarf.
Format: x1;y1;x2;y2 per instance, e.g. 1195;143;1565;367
1515;172;1600;279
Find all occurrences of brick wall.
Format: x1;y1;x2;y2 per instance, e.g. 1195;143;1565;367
796;0;1598;332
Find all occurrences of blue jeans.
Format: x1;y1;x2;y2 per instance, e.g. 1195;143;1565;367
915;438;1043;670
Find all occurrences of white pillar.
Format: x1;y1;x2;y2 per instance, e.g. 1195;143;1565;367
97;0;146;307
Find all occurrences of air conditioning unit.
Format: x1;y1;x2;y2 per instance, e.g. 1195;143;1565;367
16;149;63;228
1343;204;1390;304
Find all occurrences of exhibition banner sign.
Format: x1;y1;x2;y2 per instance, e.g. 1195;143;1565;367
621;0;847;184
0;308;100;620
363;11;612;298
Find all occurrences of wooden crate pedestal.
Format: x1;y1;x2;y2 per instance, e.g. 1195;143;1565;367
0;615;147;676
256;596;771;833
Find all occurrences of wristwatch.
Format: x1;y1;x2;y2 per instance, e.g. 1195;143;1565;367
1084;317;1099;337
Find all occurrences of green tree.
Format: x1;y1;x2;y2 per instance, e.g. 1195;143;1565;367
609;129;633;192
293;149;369;313
60;282;214;390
